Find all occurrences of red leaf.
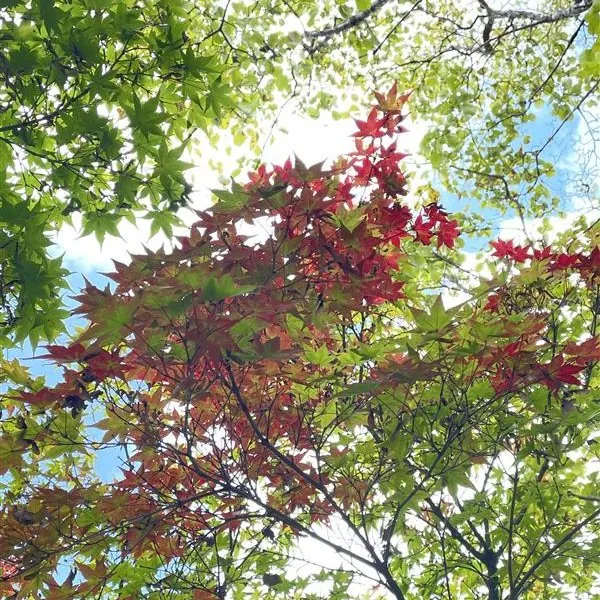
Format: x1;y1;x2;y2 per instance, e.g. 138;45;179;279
484;294;501;312
436;218;460;249
490;239;529;262
413;214;433;245
550;252;579;271
556;362;585;385
38;343;90;363
564;337;600;363
353;107;385;138
537;356;585;389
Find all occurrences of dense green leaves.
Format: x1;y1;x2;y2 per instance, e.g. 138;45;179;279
0;0;272;346
0;0;217;344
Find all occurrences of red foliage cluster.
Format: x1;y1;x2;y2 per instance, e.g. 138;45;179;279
483;239;600;392
491;239;600;283
7;87;461;567
234;83;460;308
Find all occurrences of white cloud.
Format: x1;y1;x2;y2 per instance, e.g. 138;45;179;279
497;205;599;248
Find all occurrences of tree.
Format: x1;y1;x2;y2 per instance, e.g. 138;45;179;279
1;88;600;599
1;0;598;349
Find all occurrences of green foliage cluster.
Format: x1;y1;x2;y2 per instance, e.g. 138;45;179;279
0;0;261;344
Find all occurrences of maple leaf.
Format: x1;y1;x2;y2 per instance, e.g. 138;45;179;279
484;293;502;312
374;83;411;114
550;252;580;270
246;163;271;189
490;239;529;262
381;204;411;229
353;157;375;184
436;218;460;248
353;107;385;138
556;362;584;386
564;337;600;363
510;244;530;262
490;239;514;258
424;203;448;222
413;214;434;245
537;356;585;389
577;247;600;280
86;349;124;379
38;343;90;363
532;245;553;260
18;386;67;407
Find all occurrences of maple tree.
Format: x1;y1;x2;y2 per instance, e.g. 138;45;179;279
1;87;600;599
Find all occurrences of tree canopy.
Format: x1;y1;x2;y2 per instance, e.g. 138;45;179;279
1;0;600;597
1;88;600;599
0;0;598;348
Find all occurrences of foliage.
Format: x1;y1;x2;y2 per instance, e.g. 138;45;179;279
0;0;203;344
1;0;597;349
1;89;600;599
0;0;293;345
295;0;599;218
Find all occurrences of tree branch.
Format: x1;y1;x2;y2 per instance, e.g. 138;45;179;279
306;0;394;40
512;505;600;598
486;1;592;24
221;360;407;600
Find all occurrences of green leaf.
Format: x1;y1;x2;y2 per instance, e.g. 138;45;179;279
334;380;381;398
211;186;249;212
305;344;332;366
201;275;254;302
410;295;455;331
82;212;120;244
38;0;61;31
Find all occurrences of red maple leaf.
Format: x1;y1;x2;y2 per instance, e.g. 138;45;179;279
537;356;584;389
436;218;460;249
38;343;90;363
490;239;514;258
564;337;600;364
556;362;585;385
353;107;385;138
532;245;553;261
550;252;580;271
490;239;530;262
413;214;434;245
484;294;501;312
577;247;600;279
86;349;124;380
510;244;530;262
